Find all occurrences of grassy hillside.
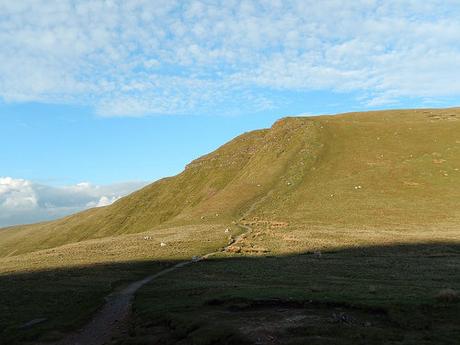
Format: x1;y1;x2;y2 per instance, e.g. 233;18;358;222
251;109;460;226
1;108;460;257
1;107;460;344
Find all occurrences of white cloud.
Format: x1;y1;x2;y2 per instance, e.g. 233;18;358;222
86;196;121;208
0;177;37;210
0;177;146;227
1;1;460;115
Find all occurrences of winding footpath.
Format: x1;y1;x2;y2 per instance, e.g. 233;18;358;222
51;223;252;345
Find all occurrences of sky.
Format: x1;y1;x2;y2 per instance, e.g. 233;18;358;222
1;0;460;227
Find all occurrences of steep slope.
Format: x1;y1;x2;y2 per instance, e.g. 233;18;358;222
0;119;323;256
248;108;460;226
1;107;460;257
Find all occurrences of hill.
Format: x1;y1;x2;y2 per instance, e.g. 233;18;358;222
1;107;460;345
1;107;460;257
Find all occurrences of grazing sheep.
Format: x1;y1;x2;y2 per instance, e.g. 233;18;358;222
160;242;166;247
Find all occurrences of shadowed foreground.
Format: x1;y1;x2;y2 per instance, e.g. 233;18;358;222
1;242;459;345
52;261;195;345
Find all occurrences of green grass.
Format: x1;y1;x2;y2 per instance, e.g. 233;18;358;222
0;261;164;344
0;224;234;343
128;243;460;345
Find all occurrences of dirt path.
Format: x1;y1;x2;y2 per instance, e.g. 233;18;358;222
51;223;251;345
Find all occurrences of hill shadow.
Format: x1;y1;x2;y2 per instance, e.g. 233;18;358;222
1;242;459;345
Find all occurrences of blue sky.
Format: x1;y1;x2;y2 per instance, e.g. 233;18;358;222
1;0;460;226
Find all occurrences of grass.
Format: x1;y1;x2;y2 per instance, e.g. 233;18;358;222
0;224;234;343
0;107;460;344
128;243;460;344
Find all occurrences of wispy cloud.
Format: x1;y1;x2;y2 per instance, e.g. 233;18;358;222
1;1;460;116
0;177;146;227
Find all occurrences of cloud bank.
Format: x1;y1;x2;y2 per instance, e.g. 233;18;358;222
1;1;460;116
0;177;146;227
